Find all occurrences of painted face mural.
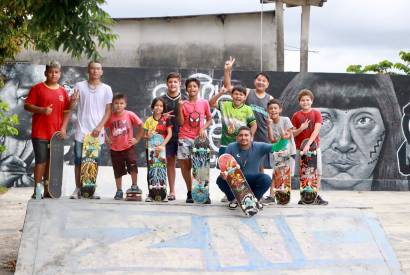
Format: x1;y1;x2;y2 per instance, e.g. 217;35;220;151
320;107;385;190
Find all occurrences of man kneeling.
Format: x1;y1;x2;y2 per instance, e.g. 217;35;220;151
216;126;272;209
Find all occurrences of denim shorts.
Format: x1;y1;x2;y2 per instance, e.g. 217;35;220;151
74;140;102;166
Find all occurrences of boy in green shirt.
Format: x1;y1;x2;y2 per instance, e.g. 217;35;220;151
209;86;257;156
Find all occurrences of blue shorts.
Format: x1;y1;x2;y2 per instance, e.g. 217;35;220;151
74;141;103;166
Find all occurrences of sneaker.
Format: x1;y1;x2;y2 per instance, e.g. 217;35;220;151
167;194;176;201
186;192;194;203
131;184;142;194
220;195;228;202
114;190;123;200
228;200;238;210
70;188;81;199
261;196;276;205
256;201;264;210
145;196;153;202
313;195;328;205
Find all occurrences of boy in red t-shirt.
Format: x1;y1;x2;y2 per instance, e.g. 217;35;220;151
105;94;143;200
24;61;72;199
177;78;212;203
291;89;328;205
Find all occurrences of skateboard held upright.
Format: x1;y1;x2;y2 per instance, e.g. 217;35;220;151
272;149;291;205
192;137;211;203
146;134;167;201
80;134;100;198
48;132;65;198
218;153;259;216
299;139;318;204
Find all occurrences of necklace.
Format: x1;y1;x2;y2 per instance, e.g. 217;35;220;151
87;82;100;93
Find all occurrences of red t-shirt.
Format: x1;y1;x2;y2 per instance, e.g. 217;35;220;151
25;82;70;140
178;99;212;140
291;108;323;149
105;110;143;151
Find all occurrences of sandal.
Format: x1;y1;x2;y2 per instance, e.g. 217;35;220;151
167;194;176;201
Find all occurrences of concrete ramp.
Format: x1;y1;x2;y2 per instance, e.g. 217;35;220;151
16;199;402;274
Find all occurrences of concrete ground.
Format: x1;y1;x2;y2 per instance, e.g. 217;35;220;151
2;166;410;274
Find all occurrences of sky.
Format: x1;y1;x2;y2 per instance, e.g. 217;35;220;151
283;0;410;72
103;0;410;73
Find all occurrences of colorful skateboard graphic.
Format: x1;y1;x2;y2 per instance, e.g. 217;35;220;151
272;149;291;205
299;139;318;204
80;134;100;198
192;137;210;203
218;153;259;216
48;131;64;198
147;134;167;201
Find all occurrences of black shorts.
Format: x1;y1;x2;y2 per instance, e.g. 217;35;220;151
110;146;138;178
165;136;178;157
32;138;50;164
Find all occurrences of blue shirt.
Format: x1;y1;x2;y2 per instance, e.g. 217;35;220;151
225;142;272;174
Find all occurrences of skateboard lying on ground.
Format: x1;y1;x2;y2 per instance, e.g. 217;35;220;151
146;133;167;201
218;153;259;216
191;137;210;203
272;149;291;205
299;139;318;204
48;132;65;198
80;134;100;198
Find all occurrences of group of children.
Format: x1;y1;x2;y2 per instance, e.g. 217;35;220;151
25;58;327;206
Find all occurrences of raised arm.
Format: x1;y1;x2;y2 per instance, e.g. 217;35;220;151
209;87;229;108
223;56;235;92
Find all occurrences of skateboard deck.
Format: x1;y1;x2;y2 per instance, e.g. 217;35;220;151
80;134;100;198
192;137;210;203
299;139;318;204
272;149;291;205
147;134;167;201
218;153;259;216
48;132;64;198
125;188;142;201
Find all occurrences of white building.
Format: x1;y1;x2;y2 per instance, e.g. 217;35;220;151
17;0;276;70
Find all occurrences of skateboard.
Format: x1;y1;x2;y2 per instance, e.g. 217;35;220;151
299;139;318;204
218;153;259;216
48;132;65;198
191;137;210;203
272;149;291;205
147;134;167;201
80;134;100;198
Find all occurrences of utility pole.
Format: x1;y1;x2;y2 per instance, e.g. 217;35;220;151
300;4;310;72
261;0;327;72
275;0;285;71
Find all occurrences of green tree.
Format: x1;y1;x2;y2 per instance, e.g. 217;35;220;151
0;0;117;152
346;51;410;75
0;0;117;63
0;100;19;153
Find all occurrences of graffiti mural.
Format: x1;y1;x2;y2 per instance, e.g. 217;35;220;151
398;102;410;176
1;64;410;190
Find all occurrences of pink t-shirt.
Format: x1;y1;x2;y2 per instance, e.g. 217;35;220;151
178;99;211;139
105;110;142;151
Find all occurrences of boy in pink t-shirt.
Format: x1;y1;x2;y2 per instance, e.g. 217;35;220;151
177;78;212;203
105;94;143;200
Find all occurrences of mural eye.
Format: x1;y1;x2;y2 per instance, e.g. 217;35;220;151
355;116;374;128
320;112;333;135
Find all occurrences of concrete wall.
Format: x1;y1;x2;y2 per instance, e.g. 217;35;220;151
16;13;276;71
1;64;410;191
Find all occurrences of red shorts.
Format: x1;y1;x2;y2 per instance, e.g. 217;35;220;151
110;146;138;178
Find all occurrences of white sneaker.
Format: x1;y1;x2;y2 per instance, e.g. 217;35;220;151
70;188;81;199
